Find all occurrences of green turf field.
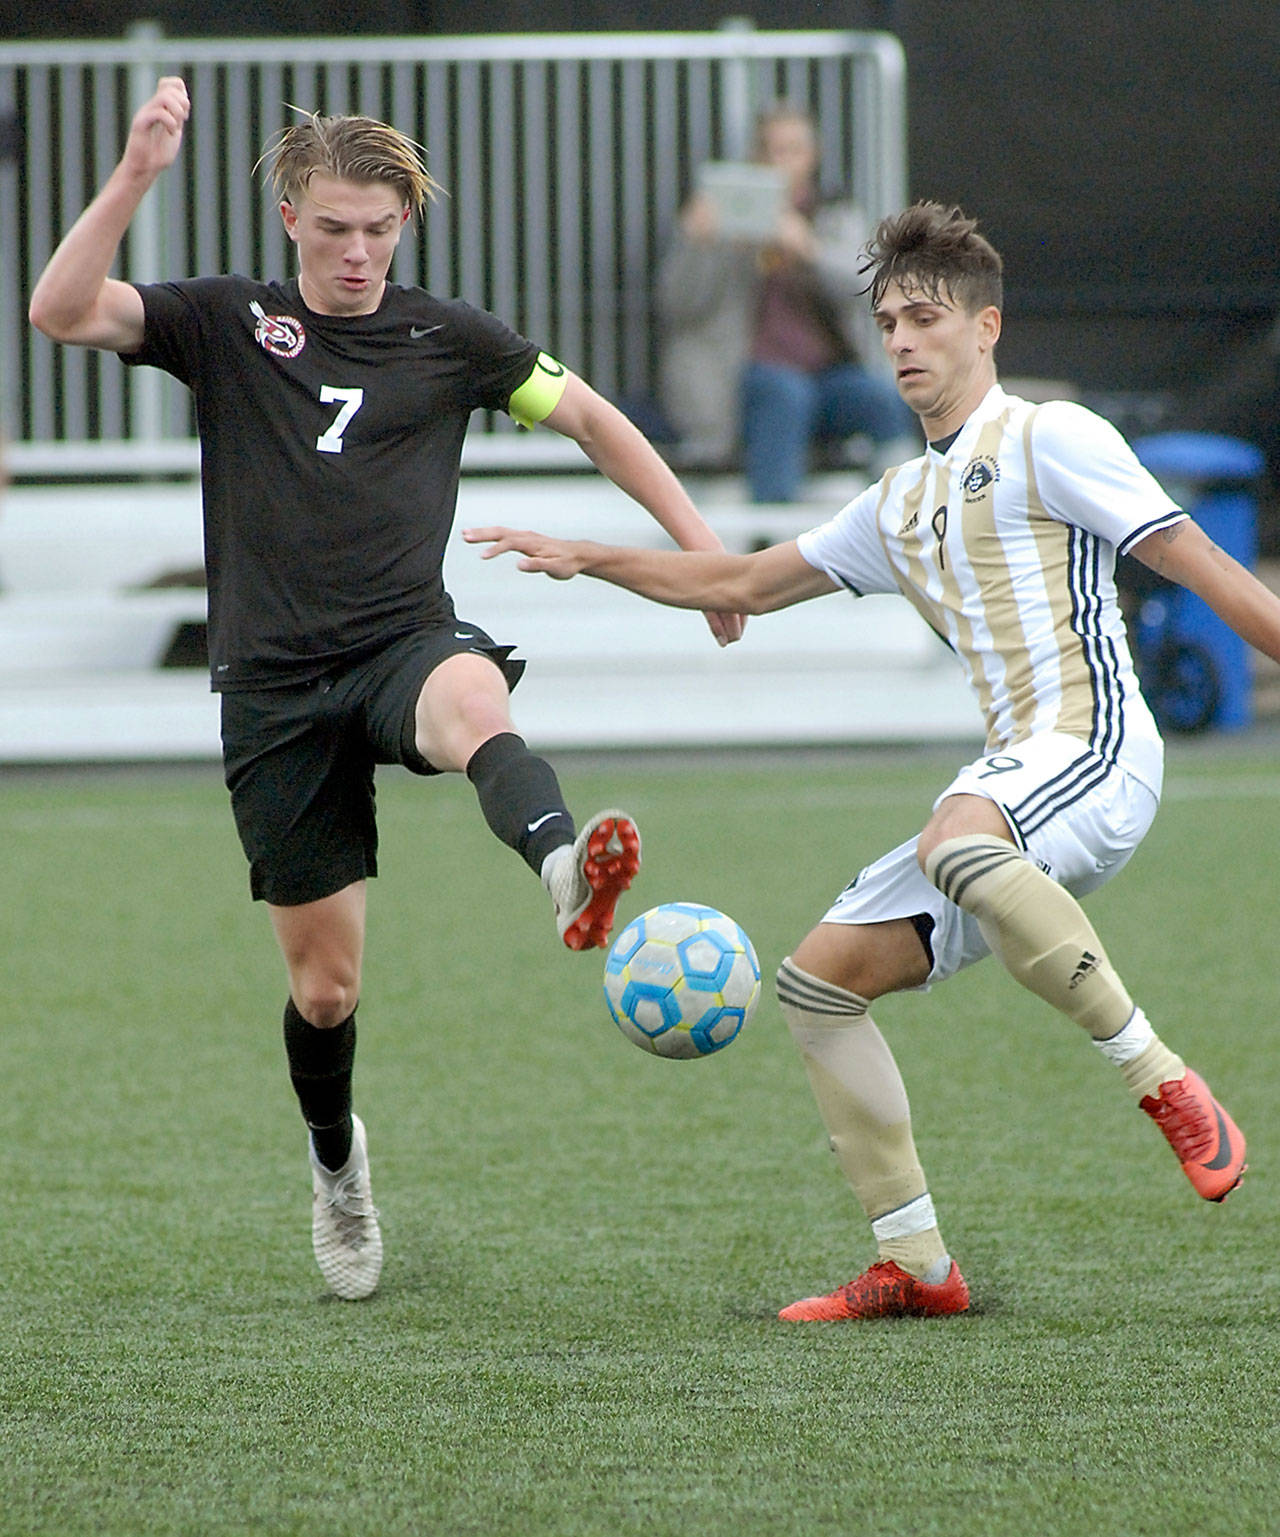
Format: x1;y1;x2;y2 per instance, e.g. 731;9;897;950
2;743;1277;1536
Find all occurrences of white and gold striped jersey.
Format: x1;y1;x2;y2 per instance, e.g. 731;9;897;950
797;384;1184;796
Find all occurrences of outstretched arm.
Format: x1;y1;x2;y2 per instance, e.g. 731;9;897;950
28;76;190;352
463;526;838;615
537;371;747;644
1131;518;1280;664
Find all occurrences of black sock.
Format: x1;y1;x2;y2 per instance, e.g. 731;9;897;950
466;731;575;873
283;997;356;1172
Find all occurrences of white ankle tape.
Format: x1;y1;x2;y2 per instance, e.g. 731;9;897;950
1092;1008;1154;1065
871;1192;938;1240
539;843;570;886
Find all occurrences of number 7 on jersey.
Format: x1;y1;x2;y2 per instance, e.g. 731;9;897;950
316;386;364;454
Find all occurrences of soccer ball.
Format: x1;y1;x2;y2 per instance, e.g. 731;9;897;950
602;902;762;1060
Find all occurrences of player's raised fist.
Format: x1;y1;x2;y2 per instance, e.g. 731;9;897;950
123;77;190;178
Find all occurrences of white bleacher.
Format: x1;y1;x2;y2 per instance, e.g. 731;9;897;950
0;472;982;763
0;27;971;762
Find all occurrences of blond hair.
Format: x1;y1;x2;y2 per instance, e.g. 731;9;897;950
261;110;440;218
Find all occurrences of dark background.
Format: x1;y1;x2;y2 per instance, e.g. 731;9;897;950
7;0;1280;471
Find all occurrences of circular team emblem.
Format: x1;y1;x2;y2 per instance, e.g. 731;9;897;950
960;455;999;500
250;300;306;359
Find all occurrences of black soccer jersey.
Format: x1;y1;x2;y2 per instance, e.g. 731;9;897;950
121;276;540;688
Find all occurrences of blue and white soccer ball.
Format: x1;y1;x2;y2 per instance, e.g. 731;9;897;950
603;902;762;1060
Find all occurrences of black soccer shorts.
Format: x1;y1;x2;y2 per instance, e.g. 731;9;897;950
220;623;525;906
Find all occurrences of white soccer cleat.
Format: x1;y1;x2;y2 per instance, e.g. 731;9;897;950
309;1113;383;1300
542;809;641;951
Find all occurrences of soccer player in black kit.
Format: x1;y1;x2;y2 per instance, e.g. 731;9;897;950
29;77;743;1300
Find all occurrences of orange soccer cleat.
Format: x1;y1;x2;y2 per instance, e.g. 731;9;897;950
1140;1068;1246;1202
547;810;641;951
779;1259;970;1322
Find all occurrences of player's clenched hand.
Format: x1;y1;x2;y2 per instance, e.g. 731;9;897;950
463;525;589;580
703;609;746;647
123;77;190;180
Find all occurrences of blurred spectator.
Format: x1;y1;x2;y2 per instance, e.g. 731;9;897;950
657;103;916;501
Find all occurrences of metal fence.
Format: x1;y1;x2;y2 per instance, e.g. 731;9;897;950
0;24;906;476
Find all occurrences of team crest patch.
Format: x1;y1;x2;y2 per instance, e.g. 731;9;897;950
960;455;999;501
250;300;306;359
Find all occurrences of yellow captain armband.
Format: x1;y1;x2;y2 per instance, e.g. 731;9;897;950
508;352;569;429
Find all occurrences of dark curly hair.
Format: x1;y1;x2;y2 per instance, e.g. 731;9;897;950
862;201;1003;314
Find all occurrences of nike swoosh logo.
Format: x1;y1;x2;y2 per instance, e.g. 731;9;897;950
453;631;473;640
410;324;443;338
1202;1102;1234;1170
526;812;561;834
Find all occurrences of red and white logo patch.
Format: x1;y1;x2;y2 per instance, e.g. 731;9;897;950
250;300;306;359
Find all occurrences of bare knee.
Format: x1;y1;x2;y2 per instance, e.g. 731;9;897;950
269;886;365;1028
789;918;931;1001
415;689;510;769
415;654;514;771
916;793;1015;874
290;967;359;1028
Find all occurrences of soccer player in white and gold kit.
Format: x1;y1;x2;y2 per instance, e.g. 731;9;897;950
471;202;1280;1320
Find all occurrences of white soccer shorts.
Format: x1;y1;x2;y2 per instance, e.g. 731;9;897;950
821;732;1160;986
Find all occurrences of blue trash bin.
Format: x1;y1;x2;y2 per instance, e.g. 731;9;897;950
1133;431;1265;732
